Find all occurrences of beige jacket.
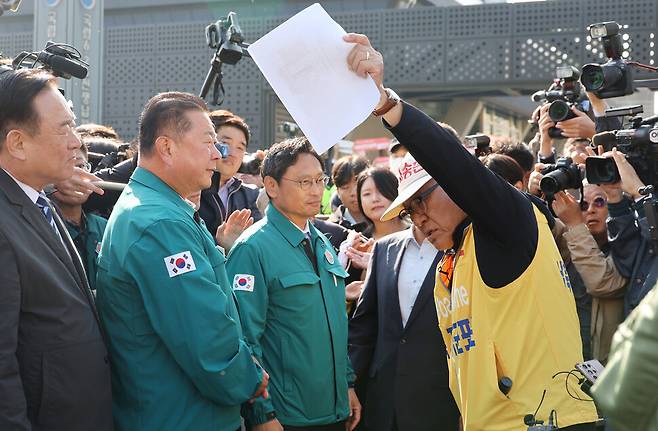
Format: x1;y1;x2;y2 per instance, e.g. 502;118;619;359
563;224;627;363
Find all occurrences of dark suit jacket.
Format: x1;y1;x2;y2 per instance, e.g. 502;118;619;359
311;218;349;251
349;229;459;431
0;169;112;430
199;172;262;237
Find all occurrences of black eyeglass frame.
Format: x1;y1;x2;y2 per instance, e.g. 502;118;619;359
399;182;440;219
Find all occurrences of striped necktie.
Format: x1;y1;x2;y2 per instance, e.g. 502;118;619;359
36;194;60;235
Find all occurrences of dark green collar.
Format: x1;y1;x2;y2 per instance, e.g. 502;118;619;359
266;204;312;247
130;167;195;218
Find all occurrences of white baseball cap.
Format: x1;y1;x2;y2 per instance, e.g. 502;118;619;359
381;152;433;221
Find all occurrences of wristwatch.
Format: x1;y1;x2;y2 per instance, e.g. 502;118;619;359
372;88;400;117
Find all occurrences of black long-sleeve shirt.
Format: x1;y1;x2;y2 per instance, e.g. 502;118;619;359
385;103;554;288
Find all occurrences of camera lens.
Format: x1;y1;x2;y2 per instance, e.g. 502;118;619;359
581;64;605;91
585;157;620;184
540;166;581;195
540;173;563;195
548;100;572;122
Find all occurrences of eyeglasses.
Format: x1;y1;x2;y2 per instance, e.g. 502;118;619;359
399;183;439;219
281;175;330;190
580;196;606;211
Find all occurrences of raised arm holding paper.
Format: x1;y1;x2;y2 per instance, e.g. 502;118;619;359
342;33;598;431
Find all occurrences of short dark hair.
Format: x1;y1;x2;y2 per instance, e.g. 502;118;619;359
0;69;57;148
437;121;461;141
481;153;524;186
332;155;370;188
209;109;250;145
495;143;534;174
84;137;120;156
138;91;208;155
356;167;399;225
76;123;120;141
261;137;323;183
239;153;262;175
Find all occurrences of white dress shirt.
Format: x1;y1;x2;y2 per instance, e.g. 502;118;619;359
398;229;438;327
217;176;236;209
3;168;40;204
3;168;68;248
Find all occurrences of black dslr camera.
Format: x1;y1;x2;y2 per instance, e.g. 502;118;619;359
581;22;634;99
464;134;492;158
586;106;658;187
200;12;250;105
532;66;589;139
540;157;583;196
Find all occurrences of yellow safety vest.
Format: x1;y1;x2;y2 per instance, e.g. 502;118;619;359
434;205;598;431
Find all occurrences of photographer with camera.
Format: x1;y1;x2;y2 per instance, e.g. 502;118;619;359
74;139;137;218
344;32;597;430
529;66;594;163
594;148;658;316
535;105;595;164
50;142;108;292
580;19;658;314
238;150;266;188
550;183;627;363
199;110;262;240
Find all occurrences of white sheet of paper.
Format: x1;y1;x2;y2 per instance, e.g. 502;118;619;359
247;3;381;154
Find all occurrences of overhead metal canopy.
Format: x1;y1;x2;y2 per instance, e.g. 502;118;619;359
1;0;655;147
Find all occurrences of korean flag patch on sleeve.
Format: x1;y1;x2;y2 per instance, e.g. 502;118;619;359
164;251;196;278
233;274;255;292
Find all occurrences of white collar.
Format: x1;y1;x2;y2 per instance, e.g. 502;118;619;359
406;226;435;250
2;168;41;204
219;176;236;192
343;207;357;225
293;220;311;237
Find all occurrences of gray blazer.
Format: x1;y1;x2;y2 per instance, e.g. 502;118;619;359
0;168;112;431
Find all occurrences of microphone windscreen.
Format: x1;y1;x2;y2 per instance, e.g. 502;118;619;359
592;131;617;150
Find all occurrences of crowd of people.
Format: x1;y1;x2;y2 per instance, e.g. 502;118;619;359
1;29;658;431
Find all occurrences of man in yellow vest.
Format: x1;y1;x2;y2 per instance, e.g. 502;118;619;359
342;33;599;431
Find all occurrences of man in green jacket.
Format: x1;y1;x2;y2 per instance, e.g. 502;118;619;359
51;143;107;291
592;283;658;431
227;137;361;431
96;92;267;431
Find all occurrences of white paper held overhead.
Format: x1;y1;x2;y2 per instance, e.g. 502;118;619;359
247;3;381;154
